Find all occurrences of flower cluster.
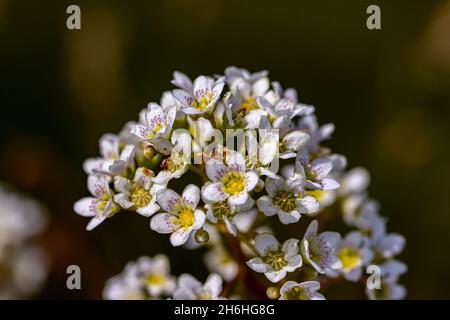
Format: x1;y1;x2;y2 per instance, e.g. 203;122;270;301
0;184;48;299
75;67;407;300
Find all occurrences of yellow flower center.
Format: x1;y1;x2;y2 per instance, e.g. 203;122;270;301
221;171;245;195
130;184;152;208
262;250;287;271
234;96;259;121
145;273;166;285
96;199;108;212
153;122;163;133
337;247;361;270
177;206;195;228
283;286;310;300
198;292;212;300
191;92;215;110
211;201;236;221
273;189;297;212
308;189;325;200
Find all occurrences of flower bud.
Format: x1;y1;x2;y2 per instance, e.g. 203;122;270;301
266;286;279;299
194;228;209;244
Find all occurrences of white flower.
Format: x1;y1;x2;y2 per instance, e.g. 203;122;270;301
74;175;120;230
279;129;310;159
173;75;225;115
279;281;325;300
271;81;315;116
256;96;306;122
297;154;340;191
246;233;302;283
257;175;319;224
83;133;136;176
131;102;176;143
173;273;224;300
150;185;205;246
103;274;144;300
204;247;239;282
300;220;342;274
113;167;165;217
366;282;406;300
151;130;191;184
0;185;48;299
224;66;269;125
372;231;406;259
103;255;176;300
135;255;176;297
333;231;374;281
0;185;47;256
205;198;254;236
202;151;258;207
338;167;370;196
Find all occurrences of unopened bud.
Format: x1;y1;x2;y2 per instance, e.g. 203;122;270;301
266;286;279;299
194;229;209;244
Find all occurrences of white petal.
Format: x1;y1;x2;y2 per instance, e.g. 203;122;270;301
264;270;286;283
297;196;320;214
152;170;175;185
202;182;228;203
165;106;177;128
152;138;173;155
244;171;258;192
74;197;98;217
205;161;229;182
114;193;134;209
204;273;222;298
150;213;177;234
99;134;119;159
283;130;310;151
344;267;362;282
285;255;302;271
321;178;340;191
182;184;200;208
279;281;297;296
171;71;193;92
178;273;202;291
170;228;192;246
87;175;108;198
86;215;107;231
282;238;300;257
130;124;152;140
172;89;194;107
252;77;269;96
278;211;301;224
254;233;279;256
193;76;212;99
257;196;278;217
119;144;136;164
224;218;237;236
264;177;284;197
192;209;206;230
83;158;104;175
113;176;131;194
136;200;160;217
156;189;181;214
246;257;270;273
304;220;318;238
228;192;248;206
212;81;225;98
321;231;341;248
310;157;333;180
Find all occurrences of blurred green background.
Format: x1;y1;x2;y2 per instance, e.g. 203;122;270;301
0;0;449;299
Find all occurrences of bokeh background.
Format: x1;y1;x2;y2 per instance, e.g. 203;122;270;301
1;0;449;299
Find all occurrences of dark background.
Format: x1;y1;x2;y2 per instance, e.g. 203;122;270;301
0;0;449;299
